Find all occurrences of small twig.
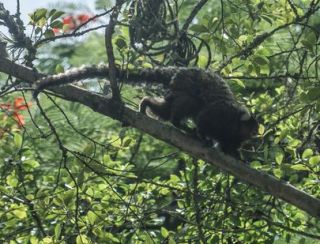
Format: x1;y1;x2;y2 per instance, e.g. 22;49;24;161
35;25;107;47
182;0;209;32
287;0;299;18
104;0;124;100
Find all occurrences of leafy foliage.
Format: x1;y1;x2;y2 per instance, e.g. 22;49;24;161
0;0;320;243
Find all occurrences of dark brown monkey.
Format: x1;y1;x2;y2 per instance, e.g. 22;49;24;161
140;68;258;156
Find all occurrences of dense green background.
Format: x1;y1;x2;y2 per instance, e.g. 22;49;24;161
1;0;320;243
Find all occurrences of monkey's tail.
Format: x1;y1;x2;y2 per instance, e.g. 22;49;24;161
139;97;171;121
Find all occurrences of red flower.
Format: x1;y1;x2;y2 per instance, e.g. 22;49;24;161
14;97;30;110
0;97;32;127
77;14;90;24
52;28;61;35
63;16;76;30
63;16;73;25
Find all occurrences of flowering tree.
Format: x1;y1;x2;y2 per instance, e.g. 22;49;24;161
1;0;320;243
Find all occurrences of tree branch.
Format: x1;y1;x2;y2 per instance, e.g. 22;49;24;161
1;57;320;218
104;0;124;100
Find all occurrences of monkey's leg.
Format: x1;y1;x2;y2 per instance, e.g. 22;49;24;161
196;104;243;157
195;104;226;147
170;94;200;135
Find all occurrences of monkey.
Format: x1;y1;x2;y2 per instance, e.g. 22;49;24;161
31;64;258;156
140;68;258;157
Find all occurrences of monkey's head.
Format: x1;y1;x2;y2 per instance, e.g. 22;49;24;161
238;111;259;141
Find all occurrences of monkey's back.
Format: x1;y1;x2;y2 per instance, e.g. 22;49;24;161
169;68;236;105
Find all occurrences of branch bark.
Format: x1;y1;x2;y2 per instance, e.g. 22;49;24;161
1;57;320;218
104;0;124;100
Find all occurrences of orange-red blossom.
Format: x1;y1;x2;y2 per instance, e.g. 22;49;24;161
53;13;92;35
0;97;32;127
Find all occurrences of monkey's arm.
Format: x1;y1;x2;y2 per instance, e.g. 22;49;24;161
140;93;200;136
139;97;171;121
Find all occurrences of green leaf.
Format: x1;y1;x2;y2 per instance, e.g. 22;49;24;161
168;237;176;244
273;168;282;178
253;55;269;65
55;64;64;73
170;174;180;183
87;211;97;225
259;64;270;75
231;79;245;88
198;55;208;68
301;32;317;51
33;8;48;22
144;235;153;244
14;133;22;148
258;124;265;135
309;155;320;166
51;11;65;21
62;190;75;206
50;20;63;29
0;185;9;194
54;224;62;240
238;35;248;44
250;161;262;168
30;236;39;244
209;236;220;243
302;149;313;159
6;174;18;187
306;87;320;101
23;159;40;168
189;24;208;33
13;208;27;219
43;237;53;243
275;150;284;165
44;29;55;38
161;227;169;238
260;15;273;25
123;138;132;147
76;234;90;244
105;233;120;243
48;9;57;17
38;17;47;28
290;164;309;171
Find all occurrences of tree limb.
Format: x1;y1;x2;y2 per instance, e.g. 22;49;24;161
104;0;124;100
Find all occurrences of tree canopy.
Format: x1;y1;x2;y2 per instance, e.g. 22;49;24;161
0;0;320;243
